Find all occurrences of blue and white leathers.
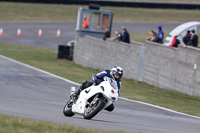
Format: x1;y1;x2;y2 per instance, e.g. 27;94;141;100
91;70;121;94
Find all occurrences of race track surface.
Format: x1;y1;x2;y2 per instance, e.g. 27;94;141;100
0;55;200;133
0;22;180;48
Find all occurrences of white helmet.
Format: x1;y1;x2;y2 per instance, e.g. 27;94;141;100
110;66;123;82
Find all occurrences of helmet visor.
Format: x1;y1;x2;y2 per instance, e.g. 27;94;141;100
114;73;122;81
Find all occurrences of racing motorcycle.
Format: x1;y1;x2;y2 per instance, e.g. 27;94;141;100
63;76;119;119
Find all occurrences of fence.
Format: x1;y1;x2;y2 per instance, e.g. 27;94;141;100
74;36;200;97
1;0;200;9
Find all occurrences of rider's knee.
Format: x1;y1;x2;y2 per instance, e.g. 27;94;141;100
80;80;93;90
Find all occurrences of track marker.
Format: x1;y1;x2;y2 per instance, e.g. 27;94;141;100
38;28;42;37
0;27;3;36
17;28;21;36
57;29;61;37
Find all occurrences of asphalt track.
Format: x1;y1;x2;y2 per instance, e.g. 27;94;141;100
0;55;200;133
0;22;180;48
0;22;200;133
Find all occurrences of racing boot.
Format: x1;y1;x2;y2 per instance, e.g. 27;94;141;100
73;89;81;98
71;82;85;101
71;89;81;102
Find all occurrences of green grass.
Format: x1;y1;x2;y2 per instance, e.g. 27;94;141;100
130;33;150;43
0;2;81;22
0;114;127;133
0;43;200;117
111;7;200;23
0;2;200;23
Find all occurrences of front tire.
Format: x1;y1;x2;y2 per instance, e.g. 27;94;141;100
63;101;75;117
84;99;105;119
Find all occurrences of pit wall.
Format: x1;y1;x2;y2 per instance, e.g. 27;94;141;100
74;36;200;97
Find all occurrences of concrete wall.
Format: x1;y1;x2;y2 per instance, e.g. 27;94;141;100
143;42;178;91
74;36;143;80
143;42;200;97
175;46;200;97
74;36;200;97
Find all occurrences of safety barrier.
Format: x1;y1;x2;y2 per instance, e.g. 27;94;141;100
74;36;200;98
0;0;200;9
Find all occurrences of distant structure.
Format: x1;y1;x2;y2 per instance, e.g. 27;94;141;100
76;4;113;39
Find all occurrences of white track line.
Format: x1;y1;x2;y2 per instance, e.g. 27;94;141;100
0;55;80;86
119;97;200;119
0;54;200;120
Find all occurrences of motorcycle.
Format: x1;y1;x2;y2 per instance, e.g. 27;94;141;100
63;76;119;119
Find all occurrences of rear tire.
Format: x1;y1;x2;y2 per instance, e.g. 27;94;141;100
84;100;105;119
63;102;75;117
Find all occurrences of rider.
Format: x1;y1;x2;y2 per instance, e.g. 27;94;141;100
72;66;123;111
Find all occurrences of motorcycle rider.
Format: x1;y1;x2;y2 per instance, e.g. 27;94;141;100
72;66;123;112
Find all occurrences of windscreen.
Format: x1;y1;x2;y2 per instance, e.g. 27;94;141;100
109;78;118;90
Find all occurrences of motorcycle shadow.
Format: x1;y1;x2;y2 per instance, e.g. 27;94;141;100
72;115;128;125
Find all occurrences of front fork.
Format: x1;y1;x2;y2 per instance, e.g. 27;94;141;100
88;94;106;108
91;94;99;105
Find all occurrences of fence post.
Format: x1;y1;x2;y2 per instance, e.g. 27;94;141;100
138;45;145;82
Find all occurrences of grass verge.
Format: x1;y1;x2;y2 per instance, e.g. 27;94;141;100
0;114;126;133
0;2;200;23
0;43;200;117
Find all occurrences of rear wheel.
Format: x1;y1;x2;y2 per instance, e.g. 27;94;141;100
84;98;105;119
63;100;75;117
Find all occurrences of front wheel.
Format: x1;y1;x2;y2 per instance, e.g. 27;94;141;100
84;98;105;119
63;100;75;117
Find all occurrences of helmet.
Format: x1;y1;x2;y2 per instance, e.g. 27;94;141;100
158;25;162;30
110;66;123;82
